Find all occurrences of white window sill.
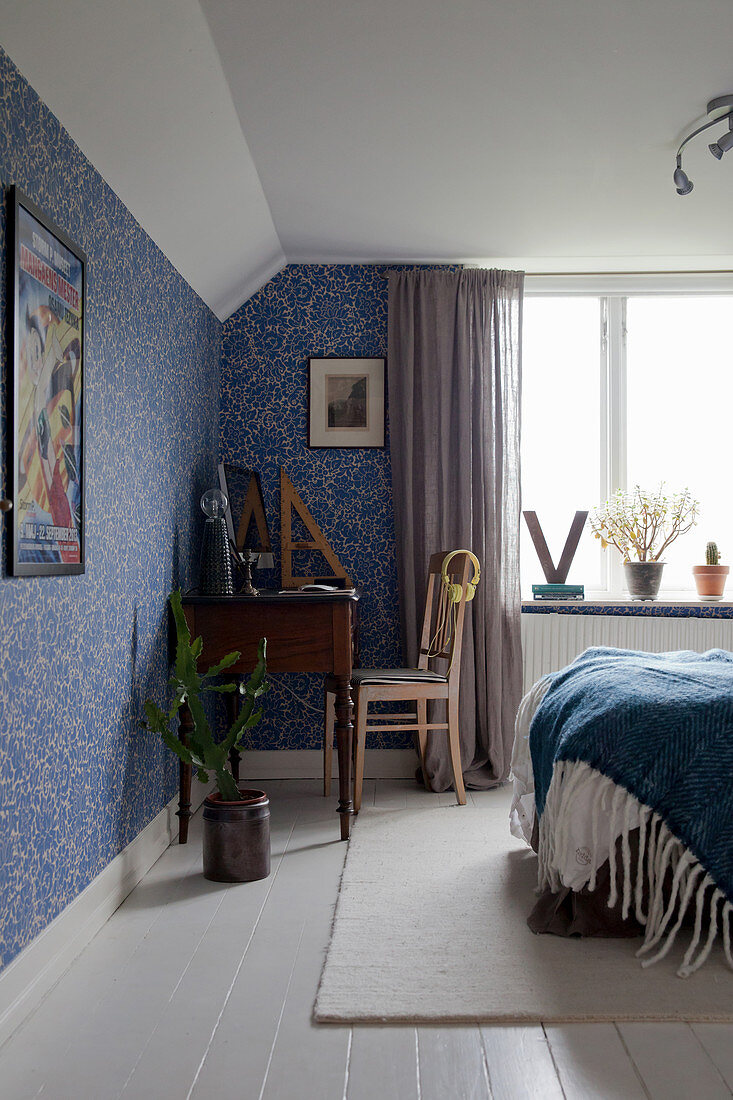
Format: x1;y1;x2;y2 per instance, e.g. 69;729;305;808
521;597;733;618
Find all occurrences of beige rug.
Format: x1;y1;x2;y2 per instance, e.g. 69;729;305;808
314;796;733;1023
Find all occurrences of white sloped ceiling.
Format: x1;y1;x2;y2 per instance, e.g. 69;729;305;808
0;0;285;320
202;0;733;272
4;0;733;320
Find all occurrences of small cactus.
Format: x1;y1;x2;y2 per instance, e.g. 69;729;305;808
706;541;721;565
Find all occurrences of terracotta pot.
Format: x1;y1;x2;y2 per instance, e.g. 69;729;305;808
624;561;665;601
202;787;271;882
692;564;730;601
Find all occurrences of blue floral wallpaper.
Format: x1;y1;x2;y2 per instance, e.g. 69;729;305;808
0;48;221;970
221;264;410;751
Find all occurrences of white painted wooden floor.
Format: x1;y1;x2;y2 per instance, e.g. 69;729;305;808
2;779;732;1100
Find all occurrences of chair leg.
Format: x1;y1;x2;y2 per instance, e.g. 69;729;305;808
447;697;466;805
416;699;432;792
323;688;334;797
353;688;368;813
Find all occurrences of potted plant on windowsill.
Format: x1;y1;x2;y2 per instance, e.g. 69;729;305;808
142;589;271;882
692;541;730;602
590;485;699;601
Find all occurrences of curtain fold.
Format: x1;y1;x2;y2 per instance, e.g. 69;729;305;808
387;268;524;789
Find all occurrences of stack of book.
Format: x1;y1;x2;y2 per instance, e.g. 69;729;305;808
532;584;585;601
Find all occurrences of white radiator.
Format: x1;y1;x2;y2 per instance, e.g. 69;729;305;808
521;612;733;692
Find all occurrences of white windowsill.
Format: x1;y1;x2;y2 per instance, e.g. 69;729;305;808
521;596;733;617
522;591;730;605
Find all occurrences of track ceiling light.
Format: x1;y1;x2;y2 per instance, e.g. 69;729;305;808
674;162;693;195
674;94;733;195
708;128;733;160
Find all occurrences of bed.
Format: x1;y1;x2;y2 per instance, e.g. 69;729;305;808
510;646;733;977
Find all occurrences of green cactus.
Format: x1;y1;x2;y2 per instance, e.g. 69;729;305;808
706;541;721;565
141;589;269;801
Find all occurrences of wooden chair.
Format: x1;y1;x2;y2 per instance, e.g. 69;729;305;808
323;550;477;811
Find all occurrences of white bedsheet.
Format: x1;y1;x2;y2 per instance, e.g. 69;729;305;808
510;677;641;891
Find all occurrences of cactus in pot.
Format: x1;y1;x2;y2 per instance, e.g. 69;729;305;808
142;589;273;882
693;541;729;601
142;589;269;801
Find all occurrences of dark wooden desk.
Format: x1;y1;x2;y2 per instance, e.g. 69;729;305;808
177;590;360;842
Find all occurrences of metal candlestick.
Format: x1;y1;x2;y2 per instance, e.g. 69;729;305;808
240;549;260;596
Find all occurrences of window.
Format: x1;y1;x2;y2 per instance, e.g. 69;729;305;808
521;287;733;598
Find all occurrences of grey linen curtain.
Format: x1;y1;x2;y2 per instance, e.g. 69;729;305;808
387;268;524;789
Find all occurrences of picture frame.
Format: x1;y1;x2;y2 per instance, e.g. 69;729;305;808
308;356;385;448
8;186;87;575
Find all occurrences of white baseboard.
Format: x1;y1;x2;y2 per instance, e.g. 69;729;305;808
0;778;212;1050
244;748;417;780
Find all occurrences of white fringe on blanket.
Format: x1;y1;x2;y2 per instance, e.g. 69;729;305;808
537;760;733;978
509;677;552;847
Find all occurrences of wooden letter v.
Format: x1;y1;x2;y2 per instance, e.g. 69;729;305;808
522;511;588;584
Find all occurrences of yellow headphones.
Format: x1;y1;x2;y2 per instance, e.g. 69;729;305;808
441;549;481;604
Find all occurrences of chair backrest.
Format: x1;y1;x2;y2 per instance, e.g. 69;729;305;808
417;551;476;680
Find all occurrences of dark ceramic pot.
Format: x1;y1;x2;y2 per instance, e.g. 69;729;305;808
624;561;665;601
202;788;271;882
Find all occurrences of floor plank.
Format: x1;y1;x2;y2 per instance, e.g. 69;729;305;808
259;919;350;1100
41;840;271;1098
2;778;733;1100
417;1027;490;1100
618;1022;731;1100
186;906;306;1097
347;1027;419;1100
692;1025;733;1093
0;814;208;1100
191;789;349;1100
545;1023;647;1100
118;797;301;1099
257;801;351;1100
480;1025;564;1099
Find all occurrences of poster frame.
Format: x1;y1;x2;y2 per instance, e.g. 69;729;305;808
8;185;87;576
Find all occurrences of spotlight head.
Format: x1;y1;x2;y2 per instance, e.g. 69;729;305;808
715;130;733;157
709;141;724;159
673;165;693;195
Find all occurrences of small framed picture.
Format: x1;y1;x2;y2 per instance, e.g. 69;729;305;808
308;357;385;448
8;186;87;575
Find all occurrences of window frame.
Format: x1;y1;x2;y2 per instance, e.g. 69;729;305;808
522;273;733;599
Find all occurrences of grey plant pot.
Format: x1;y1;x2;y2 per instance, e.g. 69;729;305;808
202;788;271;882
624;561;665;601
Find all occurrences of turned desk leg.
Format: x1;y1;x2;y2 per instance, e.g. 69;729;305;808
177;701;193;844
334;675;355;841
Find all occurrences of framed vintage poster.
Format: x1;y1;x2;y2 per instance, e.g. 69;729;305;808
307;357;385;448
8;186;86;575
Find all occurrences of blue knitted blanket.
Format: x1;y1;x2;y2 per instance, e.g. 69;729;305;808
530;647;733;904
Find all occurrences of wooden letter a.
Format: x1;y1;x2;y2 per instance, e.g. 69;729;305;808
280;468;353;588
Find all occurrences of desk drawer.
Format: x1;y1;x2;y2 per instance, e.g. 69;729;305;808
189;601;338;673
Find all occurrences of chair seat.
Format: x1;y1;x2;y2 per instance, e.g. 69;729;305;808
350;668;448;685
